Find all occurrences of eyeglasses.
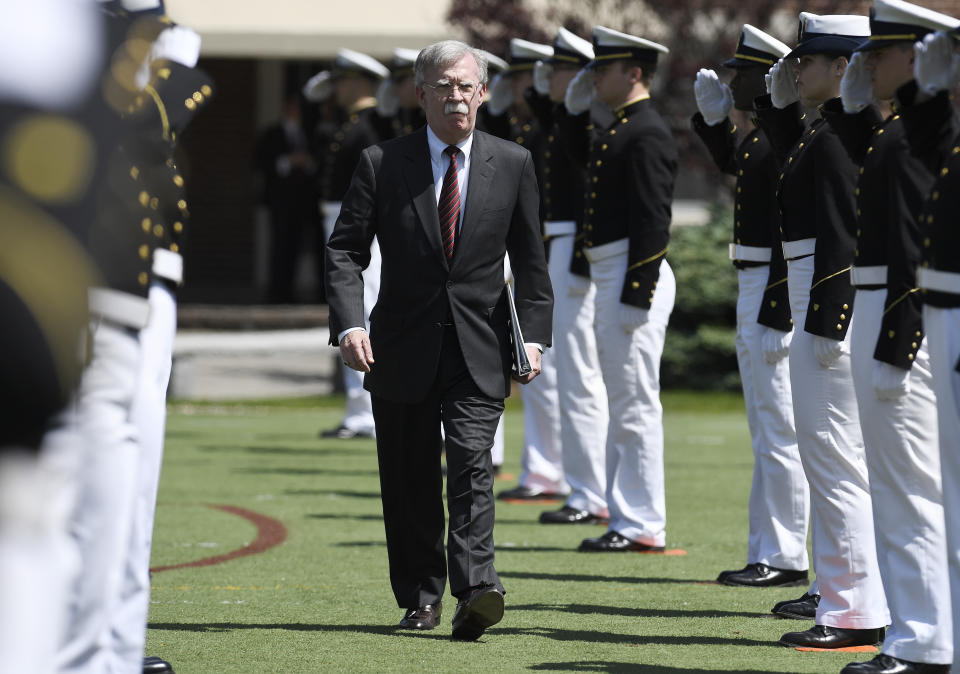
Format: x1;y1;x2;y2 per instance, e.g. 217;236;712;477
422;80;478;99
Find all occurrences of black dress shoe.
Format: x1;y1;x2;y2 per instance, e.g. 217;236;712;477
497;485;563;501
771;592;820;619
397;602;442;630
720;563;808;588
841;654;950;673
578;530;665;552
779;624;884;649
318;424;374;439
143;656;175;674
451;587;504;641
539;505;606;524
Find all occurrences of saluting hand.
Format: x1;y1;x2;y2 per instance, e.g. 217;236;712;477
694;69;733;127
565;68;596;115
914;31;960;96
341;329;375;373
766;58;799;109
839;52;873;113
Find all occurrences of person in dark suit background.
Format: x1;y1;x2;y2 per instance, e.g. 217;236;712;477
254;91;318;303
325;39;553;640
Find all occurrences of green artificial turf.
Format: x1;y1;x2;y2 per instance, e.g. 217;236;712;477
146;393;871;672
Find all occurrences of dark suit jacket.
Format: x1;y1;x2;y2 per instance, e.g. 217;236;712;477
325;126;554;403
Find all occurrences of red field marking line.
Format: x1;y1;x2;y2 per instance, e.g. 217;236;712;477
150;504;288;574
795;645;879;653
639;549;687;556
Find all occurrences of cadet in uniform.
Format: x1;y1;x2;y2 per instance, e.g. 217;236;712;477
821;3;957;672
306;50;389;439
568;27;678;553
692;25;811;588
898;26;960;674
530;28;612;523
375;48;425;139
756;13;890;649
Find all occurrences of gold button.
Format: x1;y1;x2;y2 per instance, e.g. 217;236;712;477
860;167;865;175
908;353;915;361
170;243;179;253
813;304;820;311
587;225;593;231
928;215;934;224
857;209;861;216
737;187;741;193
743;152;750;159
609;129;616;135
912;342;918;349
631;281;640;289
787;157;793;164
592;176;598;183
138;272;148;285
153;225;163;237
178;199;188;211
953;146;960;154
877;128;884;135
942;167;949;177
201;84;213;97
516;136;525;144
185;98;196;110
836;324;843;331
840;314;846;320
856;229;861;237
596;160;602;167
545;182;551;189
139;244;149;260
770;301;777;308
193;91;203;103
548;135;554;142
590;192;596;198
173;175;184;188
575;251;582;258
522;124;531;132
855;188;860;196
752;137;759;143
141;217;151;233
736;221;741;228
174;221;183;233
916;330;922;337
130;166;140;180
809;129;816;135
138;191;150;207
737;204;742;210
738;170;744;176
867;146;874;154
602;144;608;151
544;168;551;174
798;142;804;148
621;118;627;124
149;197;159;210
842;304;849;310
925;238;931;247
933;191;940;200
589;208;594;215
889;330;896;338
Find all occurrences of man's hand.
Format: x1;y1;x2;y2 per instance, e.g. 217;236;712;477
873;361;911;401
694;68;733;126
340;329;374;373
761;327;792;364
512;345;542;384
812;335;844;368
766;58;799;109
839;52;873;113
619;304;649;332
914;31;960;96
565;68;595;115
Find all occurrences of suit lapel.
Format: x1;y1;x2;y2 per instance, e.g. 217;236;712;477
453;131;494;269
403;128;448;269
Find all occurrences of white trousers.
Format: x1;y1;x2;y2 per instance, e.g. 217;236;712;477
42;320;143;673
515;235;574;494
107;284;177;671
553;237;608;515
851;290;950;663
735;267;808;570
924;304;960;671
593;256;674;546
325;202;377;435
787;256;889;629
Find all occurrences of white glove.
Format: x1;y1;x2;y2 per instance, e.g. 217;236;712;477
619;304;649;332
486;73;513;116
376;78;398;117
694;68;733;126
839;52;873;113
812;335;845;368
565;67;595;115
567;274;590;297
914;31;960;96
533;61;553;96
303;70;333;102
765;58;799;109
761;328;792;365
873;360;911;400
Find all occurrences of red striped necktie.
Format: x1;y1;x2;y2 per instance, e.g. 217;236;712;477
439;145;460;262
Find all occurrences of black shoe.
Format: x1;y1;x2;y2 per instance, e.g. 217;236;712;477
451;587;504;641
143;656;174;674
841;654;950;673
497;485;563;501
578;530;665;552
779;624;884;649
397;602;442;630
539;505;606;524
771;592;820;619
318;424;374;439
720;563;808;588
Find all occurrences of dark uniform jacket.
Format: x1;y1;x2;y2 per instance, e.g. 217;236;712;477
325;127;553;402
822;98;932;369
583;96;677;308
322;103;383;202
756;94;859;340
373;106;426;141
692;113;791;332
896;81;960;310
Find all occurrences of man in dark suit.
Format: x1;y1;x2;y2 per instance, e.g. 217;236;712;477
325;40;553;641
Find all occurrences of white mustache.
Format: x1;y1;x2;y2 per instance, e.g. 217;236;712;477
444;101;469;115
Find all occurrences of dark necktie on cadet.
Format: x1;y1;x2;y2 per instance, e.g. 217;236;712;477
439;146;460;261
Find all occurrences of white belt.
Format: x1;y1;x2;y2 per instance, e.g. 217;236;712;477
851;265;887;286
544;220;577;237
152;248;183;285
88;287;150;329
919;267;960;295
729;244;771;263
782;238;816;260
584;237;628;263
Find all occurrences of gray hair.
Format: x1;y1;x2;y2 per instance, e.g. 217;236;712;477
414;40;489;86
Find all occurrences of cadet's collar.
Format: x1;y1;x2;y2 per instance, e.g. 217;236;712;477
613;94;650;118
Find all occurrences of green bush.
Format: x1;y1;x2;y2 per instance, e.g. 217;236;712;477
662;203;740;391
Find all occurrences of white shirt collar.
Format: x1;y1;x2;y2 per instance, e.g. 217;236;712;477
426;124;473;164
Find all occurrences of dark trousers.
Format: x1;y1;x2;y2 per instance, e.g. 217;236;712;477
371;326;505;609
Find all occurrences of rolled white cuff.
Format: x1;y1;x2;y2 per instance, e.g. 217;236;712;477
851;265;887;286
88;287;150;329
782;238;816;260
544;220;577;237
584;237;629;263
919;267;960;295
152;248;183;284
729;244;771;262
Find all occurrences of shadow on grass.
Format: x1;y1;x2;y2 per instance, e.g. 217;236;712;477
235;467;379;477
198;445;369;457
331;541;580;553
529;664;783;673
147;622;447;640
307;513;384;522
501;571;705;585
509;603;766;619
285;489;381;499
